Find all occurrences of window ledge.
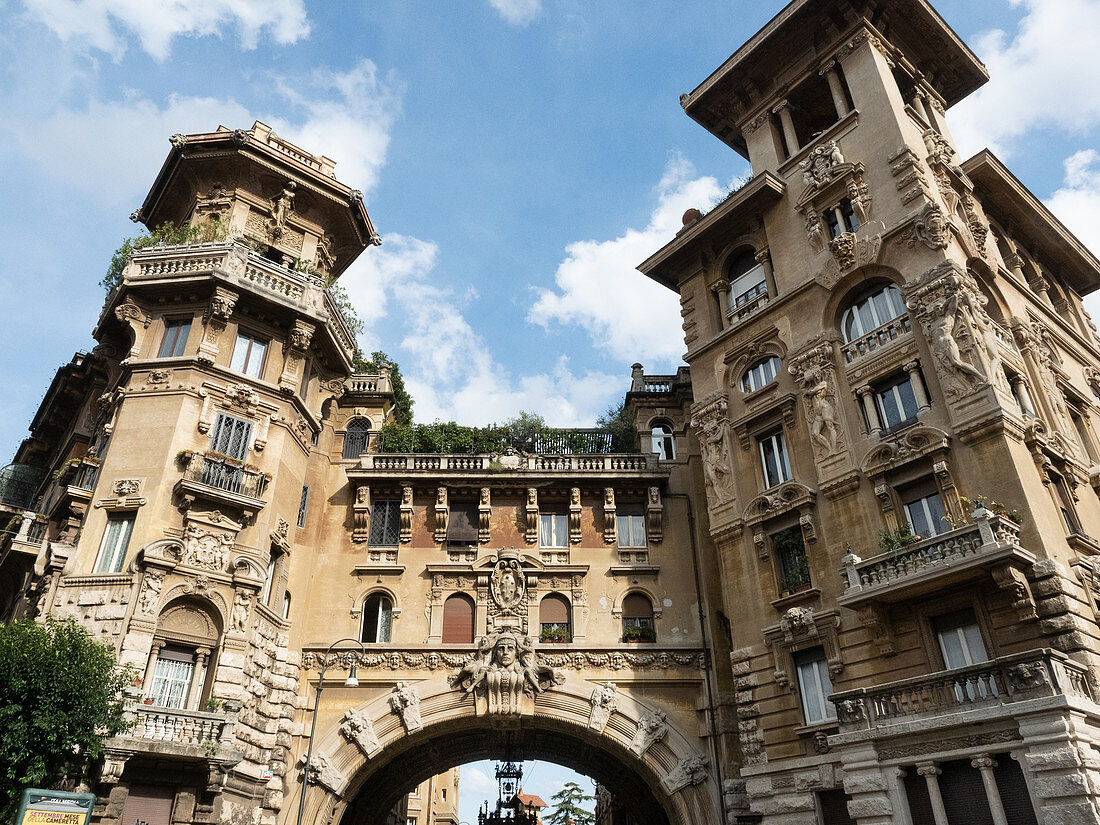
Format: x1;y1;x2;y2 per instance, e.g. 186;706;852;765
1067;532;1100;556
771;587;821;611
352;563;407;576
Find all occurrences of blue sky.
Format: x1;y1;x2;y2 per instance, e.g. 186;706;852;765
2;0;1099;811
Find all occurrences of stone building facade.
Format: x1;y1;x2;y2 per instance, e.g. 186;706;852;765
4;2;1100;825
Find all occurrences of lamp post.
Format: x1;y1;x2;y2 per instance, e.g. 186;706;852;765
295;637;367;825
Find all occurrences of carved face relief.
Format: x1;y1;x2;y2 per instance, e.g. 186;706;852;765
494;638;517;667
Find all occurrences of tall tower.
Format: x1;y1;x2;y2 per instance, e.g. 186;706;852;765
640;0;1100;822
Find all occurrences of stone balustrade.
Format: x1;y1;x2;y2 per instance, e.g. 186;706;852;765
356;453;658;474
841;314;912;362
130;242;233;279
346;374;392;394
126;704;231;746
831;648;1093;731
729;290;771;324
838;511;1029;605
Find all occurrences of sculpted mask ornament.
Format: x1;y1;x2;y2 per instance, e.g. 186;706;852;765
389;681;422;732
339;708;381;758
449;631;565;716
629;709;669;757
588;682;619;732
662;754;709;795
903;201;950;250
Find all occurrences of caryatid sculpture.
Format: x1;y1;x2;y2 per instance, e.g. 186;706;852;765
449;630;564;716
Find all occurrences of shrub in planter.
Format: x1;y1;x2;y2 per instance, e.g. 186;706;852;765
540;627;570;643
622;625;656;643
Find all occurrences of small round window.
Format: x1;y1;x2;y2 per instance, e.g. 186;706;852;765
741;356;781;393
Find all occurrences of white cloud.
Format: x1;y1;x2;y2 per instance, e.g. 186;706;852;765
1046;149;1100;257
527;154;726;366
20;0;309;60
342;233;625;426
460;765;498;798
3;59;402;207
950;0;1100;157
488;0;542;26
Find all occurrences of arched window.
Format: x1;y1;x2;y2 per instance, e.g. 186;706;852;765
621;593;655;643
728;250;767;310
441;593;475;644
540;593;571;642
147;599;221;710
361;592;394;643
651;422;675;460
740;356;781;393
342;418;371;459
840;283;905;343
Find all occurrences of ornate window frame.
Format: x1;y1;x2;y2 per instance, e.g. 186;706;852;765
763;606;843;692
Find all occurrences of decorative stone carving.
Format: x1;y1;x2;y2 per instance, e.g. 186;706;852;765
449;630;564;716
339;708;381;758
992;562;1038;622
100;750;129;784
479;487;491;544
182;525;233;571
788;342;844;460
780;607;817;641
817;232;882;288
1006;660;1049;691
524;487;539;544
490;556;526;612
587;682;619;732
661;754;708;794
569;487;582;544
298;751;346;795
629;708;669;757
646;487;663;544
691;395;735;508
799;141;845;189
114;478;141;496
856;604;895;656
269;181;296;240
198;288;238;365
137;570;164;615
829;232;855;270
389;681;423;732
805;211;827;253
602;488;617;544
353;486;370;543
899;202;950;250
400;487;413;543
231;590;252;633
434;487;448;544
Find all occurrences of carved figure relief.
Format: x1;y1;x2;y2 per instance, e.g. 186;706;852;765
231;590;252;633
299;751;346;795
588;682;619;732
138;570;164;615
661;754;709;794
339;708;381;758
788;343;845;460
799;140;845;189
182;525;233;571
691;396;736;507
449;631;565;716
899;202;950;250
269;181;296;240
629;708;669;757
389;681;422;732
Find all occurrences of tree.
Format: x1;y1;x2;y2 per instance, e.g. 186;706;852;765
358;350;414;425
101;220;235;294
546;781;594;825
0;618;132;820
597;401;638;453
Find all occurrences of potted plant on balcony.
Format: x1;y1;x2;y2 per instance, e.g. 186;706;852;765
878;524;919;555
622;625;656;643
540;626;570;643
204;696;223;713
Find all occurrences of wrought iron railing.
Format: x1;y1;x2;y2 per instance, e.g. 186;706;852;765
182;453;269;499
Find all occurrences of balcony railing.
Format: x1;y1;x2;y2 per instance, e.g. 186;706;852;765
841;315;912;363
838;512;1030;606
729;290;771;324
181;452;269;499
831;649;1093;732
356;453;658;473
126;704;231;745
69;460;101;492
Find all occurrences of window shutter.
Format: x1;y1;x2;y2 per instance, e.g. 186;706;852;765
540;594;570;624
446;504;478;543
211;413;252;460
441;594;474;643
993;754;1039;825
369;501;400;546
622;594;653;619
901;769;938;825
120;785;175;825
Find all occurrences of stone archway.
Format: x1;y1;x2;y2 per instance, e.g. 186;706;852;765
293;674;720;825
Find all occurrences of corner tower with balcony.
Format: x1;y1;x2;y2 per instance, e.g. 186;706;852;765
641;1;1100;822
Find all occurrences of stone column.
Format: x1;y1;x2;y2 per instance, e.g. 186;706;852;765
1033;276;1053;307
858;386;881;437
1012;376;1036;417
142;641;163;694
189;647;211;710
820;61;851;118
712;278;731;325
891;769;916;825
773;99;799;156
910;89;932;124
971;756;1008;825
755;248;777;299
904;361;931;412
916;764;948;825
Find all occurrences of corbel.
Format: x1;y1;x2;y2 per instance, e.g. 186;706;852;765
353;485;371;543
569;487;582;544
399;486;413;544
278;318;316;394
603;488;617;545
478;487;491;544
525;488;539;544
646;486;663;544
197;287;238;365
856;603;896;656
991;562;1038;622
434;487;449;544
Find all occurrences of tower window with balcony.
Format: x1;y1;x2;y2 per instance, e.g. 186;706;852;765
651;421;676;460
841;283;905;343
758;430;792;488
361;592;393;643
157;319;191;358
728;250;768;313
94;513;135;574
874;373;920;431
210;413;252;461
540;513;568;548
772;525;811;594
823;199;859;238
900;479;948;538
741;356;781;393
369;500;400;546
230;331;267;379
794;647;836;724
342;418;371;459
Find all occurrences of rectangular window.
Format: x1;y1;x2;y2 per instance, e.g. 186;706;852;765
900;479;948;538
933;608;988;670
157;319;191;358
730;264;767;308
210;413;253;461
758;430;791;488
772;526;811;593
824;200;859;238
617;513;646;548
875;375;920;431
540;513;568;548
1050;471;1080;535
149;647;196;709
369;500;401;547
446;503;479;545
794;647;836;724
230;331;267;379
297;486;309;528
94;513;135;573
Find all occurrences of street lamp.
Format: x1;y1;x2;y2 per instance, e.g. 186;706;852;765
295;637;367;825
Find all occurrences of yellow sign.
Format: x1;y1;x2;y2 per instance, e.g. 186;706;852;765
21;811;87;825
